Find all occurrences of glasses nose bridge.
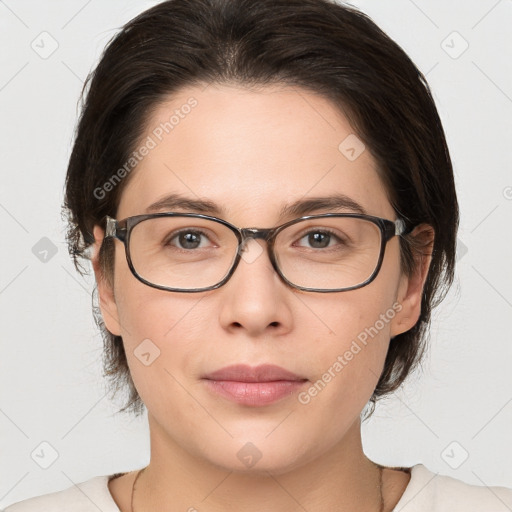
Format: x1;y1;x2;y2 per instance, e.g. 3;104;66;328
239;227;275;245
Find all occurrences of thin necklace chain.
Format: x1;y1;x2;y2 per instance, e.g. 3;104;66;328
131;464;385;512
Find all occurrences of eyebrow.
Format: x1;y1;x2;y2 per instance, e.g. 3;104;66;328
145;192;367;219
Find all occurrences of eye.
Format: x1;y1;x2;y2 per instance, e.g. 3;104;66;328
295;229;346;249
166;229;213;250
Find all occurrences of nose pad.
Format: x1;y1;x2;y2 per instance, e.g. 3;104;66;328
239;238;266;265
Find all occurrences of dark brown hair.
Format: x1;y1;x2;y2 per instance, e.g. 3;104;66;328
63;0;459;417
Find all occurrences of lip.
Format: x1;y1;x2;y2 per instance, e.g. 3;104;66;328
203;364;305;382
202;364;308;406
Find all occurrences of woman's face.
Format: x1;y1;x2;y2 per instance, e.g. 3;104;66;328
94;84;423;474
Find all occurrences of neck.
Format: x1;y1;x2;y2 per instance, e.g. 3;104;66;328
132;414;385;512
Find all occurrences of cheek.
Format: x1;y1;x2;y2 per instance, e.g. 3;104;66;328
297;271;402;398
113;285;211;415
115;280;207;351
310;271;400;352
111;244;198;337
111;253;207;370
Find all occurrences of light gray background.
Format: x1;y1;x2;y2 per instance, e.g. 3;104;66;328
1;0;511;508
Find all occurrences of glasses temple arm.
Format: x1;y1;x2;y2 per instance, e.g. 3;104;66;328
105;216;118;239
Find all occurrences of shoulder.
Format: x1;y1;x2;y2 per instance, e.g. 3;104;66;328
394;463;512;511
3;475;120;512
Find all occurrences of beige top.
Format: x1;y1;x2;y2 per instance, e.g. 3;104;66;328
4;464;512;511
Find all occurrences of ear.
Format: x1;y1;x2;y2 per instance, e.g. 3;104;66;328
91;225;122;336
390;223;435;338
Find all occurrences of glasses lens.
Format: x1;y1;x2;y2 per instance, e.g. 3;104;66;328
274;217;382;290
129;216;239;290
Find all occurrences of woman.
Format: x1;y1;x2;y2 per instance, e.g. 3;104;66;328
5;0;512;510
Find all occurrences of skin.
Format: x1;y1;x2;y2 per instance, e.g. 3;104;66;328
91;83;433;512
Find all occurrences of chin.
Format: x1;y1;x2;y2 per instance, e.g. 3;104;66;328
198;433;316;476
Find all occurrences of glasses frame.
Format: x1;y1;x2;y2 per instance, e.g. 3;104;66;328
104;212;410;293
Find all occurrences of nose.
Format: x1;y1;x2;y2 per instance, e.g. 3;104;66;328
217;238;293;337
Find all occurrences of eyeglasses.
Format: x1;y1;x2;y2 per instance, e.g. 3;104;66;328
104;212;410;293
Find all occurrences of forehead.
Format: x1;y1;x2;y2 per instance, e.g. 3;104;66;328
117;83;394;223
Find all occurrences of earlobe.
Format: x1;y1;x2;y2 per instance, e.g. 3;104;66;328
390;224;435;338
91;225;122;336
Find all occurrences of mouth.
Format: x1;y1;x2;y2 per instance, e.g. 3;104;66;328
202;364;308;406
